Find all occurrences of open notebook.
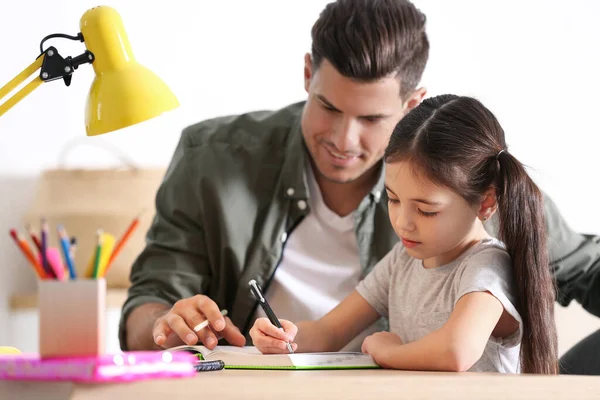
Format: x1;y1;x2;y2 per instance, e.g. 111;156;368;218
170;345;380;370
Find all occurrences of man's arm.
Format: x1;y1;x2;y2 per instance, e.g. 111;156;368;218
125;303;170;350
119;131;213;351
487;192;600;317
542;194;600;317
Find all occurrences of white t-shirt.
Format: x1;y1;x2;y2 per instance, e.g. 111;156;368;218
253;164;380;350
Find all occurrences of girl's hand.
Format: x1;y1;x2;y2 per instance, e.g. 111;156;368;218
361;332;403;367
249;317;299;354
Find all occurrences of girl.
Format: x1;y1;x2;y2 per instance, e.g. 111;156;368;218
250;95;558;374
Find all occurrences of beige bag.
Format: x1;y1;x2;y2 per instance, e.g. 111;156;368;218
25;139;166;288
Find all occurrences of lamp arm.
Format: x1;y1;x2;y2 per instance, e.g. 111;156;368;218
0;43;94;119
0;55;44;118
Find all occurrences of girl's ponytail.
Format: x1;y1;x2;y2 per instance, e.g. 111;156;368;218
495;150;558;374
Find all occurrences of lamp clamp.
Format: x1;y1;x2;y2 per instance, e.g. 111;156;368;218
39;46;95;87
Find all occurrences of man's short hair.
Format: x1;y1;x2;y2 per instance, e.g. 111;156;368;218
311;0;429;98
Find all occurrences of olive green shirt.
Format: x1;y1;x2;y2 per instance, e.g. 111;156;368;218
119;101;600;350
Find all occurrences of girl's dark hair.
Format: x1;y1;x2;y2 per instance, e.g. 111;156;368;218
384;94;558;374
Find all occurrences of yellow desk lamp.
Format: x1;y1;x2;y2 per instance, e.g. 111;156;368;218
0;6;178;136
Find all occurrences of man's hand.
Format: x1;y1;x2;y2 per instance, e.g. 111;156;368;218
152;295;246;349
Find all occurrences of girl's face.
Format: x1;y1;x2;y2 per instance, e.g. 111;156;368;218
385;161;487;268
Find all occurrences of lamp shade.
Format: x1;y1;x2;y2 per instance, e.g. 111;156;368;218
80;6;178;136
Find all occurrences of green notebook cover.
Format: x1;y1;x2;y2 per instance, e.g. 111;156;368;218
170;345;381;370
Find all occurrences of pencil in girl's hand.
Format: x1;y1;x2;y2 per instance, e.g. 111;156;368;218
9;229;47;279
106;210;144;271
57;225;77;280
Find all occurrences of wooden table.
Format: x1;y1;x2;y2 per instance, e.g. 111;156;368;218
2;369;600;400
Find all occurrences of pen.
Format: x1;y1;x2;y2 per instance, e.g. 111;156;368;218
194;359;225;372
193;309;228;332
248;279;294;354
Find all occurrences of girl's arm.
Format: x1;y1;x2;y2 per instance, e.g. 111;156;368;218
297;290;381;352
363;291;518;371
251;290;381;353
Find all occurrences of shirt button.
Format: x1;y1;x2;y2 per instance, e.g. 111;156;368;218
286;188;295;196
373;191;381;202
281;232;288;243
297;200;307;210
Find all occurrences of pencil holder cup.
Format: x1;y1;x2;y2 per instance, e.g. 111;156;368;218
38;278;106;358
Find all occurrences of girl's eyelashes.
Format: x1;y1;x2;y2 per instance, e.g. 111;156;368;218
418;209;438;218
388;198;438;218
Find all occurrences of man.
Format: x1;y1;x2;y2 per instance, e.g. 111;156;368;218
120;0;600;373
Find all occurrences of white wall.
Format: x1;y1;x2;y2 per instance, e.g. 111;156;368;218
1;0;599;355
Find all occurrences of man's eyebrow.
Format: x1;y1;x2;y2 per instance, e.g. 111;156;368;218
316;94;341;112
317;94;391;119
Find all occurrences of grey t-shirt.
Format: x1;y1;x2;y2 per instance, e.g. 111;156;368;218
356;238;522;373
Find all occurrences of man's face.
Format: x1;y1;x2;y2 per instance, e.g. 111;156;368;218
301;56;424;184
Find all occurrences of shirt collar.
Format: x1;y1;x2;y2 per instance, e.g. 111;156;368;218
281;112;309;200
369;162;386;203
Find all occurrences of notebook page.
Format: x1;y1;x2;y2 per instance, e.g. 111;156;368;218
204;346;262;357
204;346;294;367
288;352;378;367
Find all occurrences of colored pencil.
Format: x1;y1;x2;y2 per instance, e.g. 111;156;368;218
92;229;103;278
40;218;53;278
105;210;143;272
26;224;42;255
45;247;66;281
57;225;77;279
9;229;47;279
98;234;115;278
